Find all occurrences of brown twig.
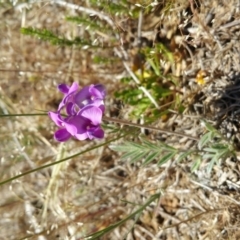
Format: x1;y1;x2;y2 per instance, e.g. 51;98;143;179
103;116;199;141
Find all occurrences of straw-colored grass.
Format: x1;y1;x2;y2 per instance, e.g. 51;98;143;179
1;0;240;239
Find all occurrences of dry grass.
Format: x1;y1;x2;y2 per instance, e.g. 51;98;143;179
1;0;240;239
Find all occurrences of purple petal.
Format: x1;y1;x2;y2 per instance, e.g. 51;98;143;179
68;82;79;94
58;84;69;94
66;102;76;115
68;116;90;140
58;82;79;111
74;85;91;106
80;106;102;125
99;105;105;113
94;84;106;98
89;85;106;99
75;132;89;140
64;116;88;135
74;84;106;108
54;128;72;142
49;111;63;127
64;121;78;135
58;101;65;112
79;99;104;109
91;127;104;139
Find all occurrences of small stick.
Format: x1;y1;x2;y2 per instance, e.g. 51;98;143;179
103;116;199;141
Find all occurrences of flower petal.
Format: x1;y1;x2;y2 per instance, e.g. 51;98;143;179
91;127;104;139
64;121;78;135
89;84;106;99
58;82;79;111
66;102;76;115
74;85;91;107
80;106;102;125
64;116;88;135
94;84;106;97
68;82;79;94
69;117;89;140
48;111;63;127
54;128;72;142
75;132;89;140
58;84;69;94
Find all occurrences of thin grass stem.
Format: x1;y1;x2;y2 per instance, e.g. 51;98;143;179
0;134;126;186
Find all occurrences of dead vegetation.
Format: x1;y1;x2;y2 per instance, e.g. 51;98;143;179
1;0;240;239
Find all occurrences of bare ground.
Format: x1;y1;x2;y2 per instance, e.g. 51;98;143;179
1;0;240;239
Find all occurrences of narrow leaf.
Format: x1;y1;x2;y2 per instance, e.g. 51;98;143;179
203;147;219;153
198;132;212;150
177;150;194;163
86;193;161;239
157;152;176;166
202;153;215;159
201;120;217;132
207;154;219;174
121;150;140;161
141;139;158;150
191;157;201;172
143;151;160;165
110;142;137;152
130;151;148;163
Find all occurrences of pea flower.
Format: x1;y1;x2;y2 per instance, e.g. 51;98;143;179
49;82;106;142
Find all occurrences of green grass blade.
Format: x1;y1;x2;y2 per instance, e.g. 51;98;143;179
85;192;161;239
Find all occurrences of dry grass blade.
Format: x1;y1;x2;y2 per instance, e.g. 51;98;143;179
1;0;240;239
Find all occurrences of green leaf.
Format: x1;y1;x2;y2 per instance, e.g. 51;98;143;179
203;147;219;153
207;154;219;174
198;132;213;150
143;151;160;165
191;156;201;172
130;151;148;163
110;143;131;152
201;120;218;133
177;150;194;163
121;150;141;161
157;152;176;166
147;58;161;76
211;144;228;150
202;153;215;159
141;139;159;150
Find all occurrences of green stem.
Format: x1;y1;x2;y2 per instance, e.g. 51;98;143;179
85;192;161;239
0;113;47;117
0;134;125;186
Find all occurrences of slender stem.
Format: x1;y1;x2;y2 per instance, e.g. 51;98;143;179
103;116;199;141
0;113;47;117
0;134;126;186
0;113;199;141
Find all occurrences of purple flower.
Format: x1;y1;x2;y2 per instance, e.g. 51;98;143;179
65;105;104;140
74;84;106;108
49;105;104;141
58;82;79;112
59;82;106;114
49;82;106;142
48;111;72;142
